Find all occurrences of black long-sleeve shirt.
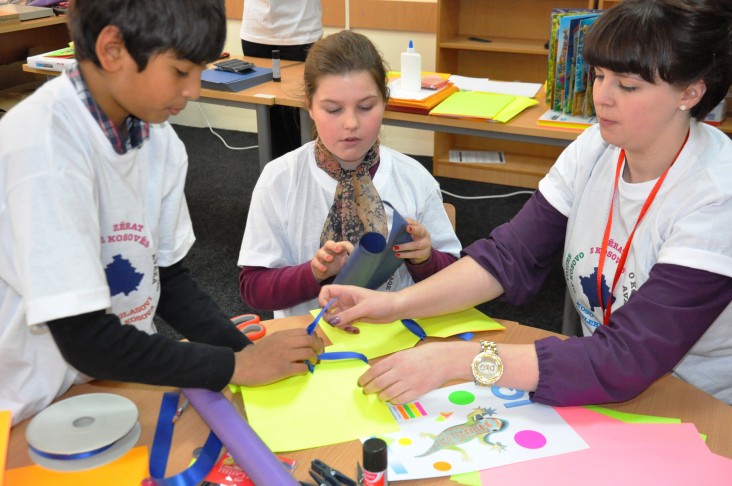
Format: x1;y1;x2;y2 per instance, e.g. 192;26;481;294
47;259;251;390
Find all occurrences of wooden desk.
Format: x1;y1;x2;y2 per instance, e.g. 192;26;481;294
219;62;732;186
257;62;581;148
20;56;298;171
7;316;732;484
198;57;301;169
20;57;732;179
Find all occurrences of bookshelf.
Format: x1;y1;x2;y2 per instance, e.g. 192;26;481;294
433;0;595;188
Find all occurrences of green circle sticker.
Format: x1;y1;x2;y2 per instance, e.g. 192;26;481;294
448;390;475;405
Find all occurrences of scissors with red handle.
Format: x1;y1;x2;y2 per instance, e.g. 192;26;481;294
231;314;266;341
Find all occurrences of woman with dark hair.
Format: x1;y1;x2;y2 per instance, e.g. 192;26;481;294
320;0;732;407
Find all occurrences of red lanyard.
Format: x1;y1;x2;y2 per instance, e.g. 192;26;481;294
596;131;689;325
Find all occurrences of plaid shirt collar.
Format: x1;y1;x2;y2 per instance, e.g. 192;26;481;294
67;63;150;155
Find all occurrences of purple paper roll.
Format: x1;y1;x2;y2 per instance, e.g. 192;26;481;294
183;388;297;485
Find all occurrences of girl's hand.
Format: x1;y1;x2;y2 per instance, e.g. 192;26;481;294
311;240;354;283
395;218;432;265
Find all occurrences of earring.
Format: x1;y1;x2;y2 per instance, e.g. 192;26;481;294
680;105;687;111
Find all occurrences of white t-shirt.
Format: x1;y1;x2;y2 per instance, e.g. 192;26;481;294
240;0;323;46
0;73;195;424
539;122;732;403
238;142;462;318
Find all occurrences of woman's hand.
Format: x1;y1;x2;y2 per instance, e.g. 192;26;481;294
318;284;401;329
395;218;432;265
358;341;477;403
311;240;354;283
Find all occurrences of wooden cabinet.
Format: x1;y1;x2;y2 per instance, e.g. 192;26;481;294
433;0;595;188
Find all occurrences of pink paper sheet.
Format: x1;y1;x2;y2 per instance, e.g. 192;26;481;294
480;406;732;484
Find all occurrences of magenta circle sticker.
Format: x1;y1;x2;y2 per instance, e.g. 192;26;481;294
514;430;547;449
448;390;475;405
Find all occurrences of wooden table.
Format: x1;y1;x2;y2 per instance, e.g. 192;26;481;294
7;315;732;484
20;56;732;175
203;61;732;185
21;56;300;171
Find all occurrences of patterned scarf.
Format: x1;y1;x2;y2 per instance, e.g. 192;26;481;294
316;137;388;246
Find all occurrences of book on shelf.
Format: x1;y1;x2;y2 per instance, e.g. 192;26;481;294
200;66;273;92
568;16;600;116
703;99;727;126
26;45;76;72
537;109;597;130
449;150;505;164
546;9;601;115
552;12;601;114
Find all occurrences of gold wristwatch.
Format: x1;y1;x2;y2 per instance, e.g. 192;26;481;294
472;341;504;386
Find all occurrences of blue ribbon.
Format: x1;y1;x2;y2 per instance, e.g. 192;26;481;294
147;392;223;485
456;332;474;341
319;351;368;364
29;441;116;461
401;319;426;340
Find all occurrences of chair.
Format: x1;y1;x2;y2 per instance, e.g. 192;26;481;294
443;202;456;230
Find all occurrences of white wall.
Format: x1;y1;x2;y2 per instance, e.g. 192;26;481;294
169;21;436;156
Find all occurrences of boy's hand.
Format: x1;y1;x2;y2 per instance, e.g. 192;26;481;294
394;218;432;265
311;240;354;282
231;328;323;386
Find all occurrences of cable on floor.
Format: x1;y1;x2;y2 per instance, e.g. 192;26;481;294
195;102;258;151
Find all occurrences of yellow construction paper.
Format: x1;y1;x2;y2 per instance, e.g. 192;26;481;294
450;471;481;486
310;309;421;359
493;96;540;123
430;91;516;119
236;359;398;452
415;307;505;337
4;446;149;486
584;405;681;424
1;410;10;484
311;307;504;350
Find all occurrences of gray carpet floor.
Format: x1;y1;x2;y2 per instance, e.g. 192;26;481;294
159;124;565;336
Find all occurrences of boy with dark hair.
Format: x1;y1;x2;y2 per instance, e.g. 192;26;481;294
0;0;322;426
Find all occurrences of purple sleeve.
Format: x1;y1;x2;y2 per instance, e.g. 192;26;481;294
462;191;567;304
239;263;322;311
406;248;458;282
531;263;732;406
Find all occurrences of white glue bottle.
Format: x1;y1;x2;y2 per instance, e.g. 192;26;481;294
400;39;422;92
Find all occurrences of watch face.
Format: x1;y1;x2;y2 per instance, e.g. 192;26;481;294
473;353;503;386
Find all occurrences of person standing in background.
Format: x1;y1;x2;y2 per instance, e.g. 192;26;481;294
240;0;323;159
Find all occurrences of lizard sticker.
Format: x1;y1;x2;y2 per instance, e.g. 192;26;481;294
416;406;508;460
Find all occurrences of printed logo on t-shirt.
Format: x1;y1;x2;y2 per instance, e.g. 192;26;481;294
100;220;158;328
105;254;144;296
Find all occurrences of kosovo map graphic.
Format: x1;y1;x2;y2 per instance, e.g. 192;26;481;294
578;266;615;311
105;254;144;296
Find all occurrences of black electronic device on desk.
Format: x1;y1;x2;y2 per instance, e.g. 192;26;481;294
214;58;255;73
201;66;274;92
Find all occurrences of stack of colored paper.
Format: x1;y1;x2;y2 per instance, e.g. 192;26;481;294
451;406;732;485
429;91;539;123
386;72;459;115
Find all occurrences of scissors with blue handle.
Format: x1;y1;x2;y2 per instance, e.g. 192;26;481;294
231;314;266;341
